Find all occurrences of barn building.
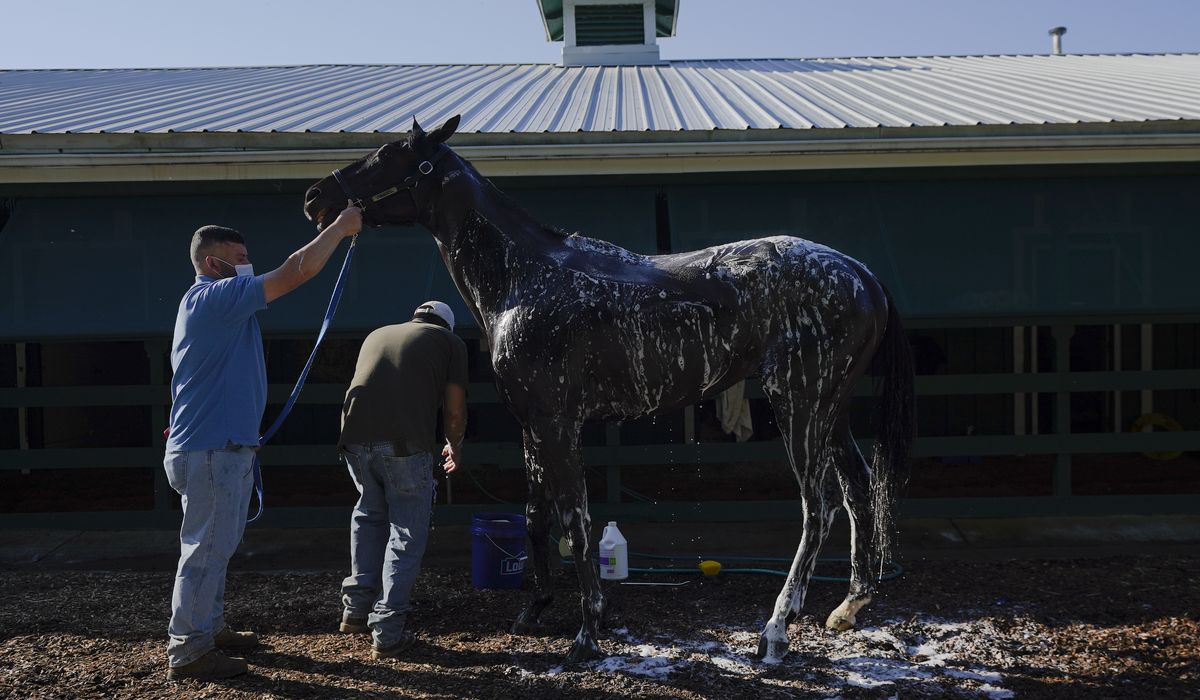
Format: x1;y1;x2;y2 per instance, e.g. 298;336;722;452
2;0;1199;528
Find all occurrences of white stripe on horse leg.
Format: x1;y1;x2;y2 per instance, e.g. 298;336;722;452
828;424;877;631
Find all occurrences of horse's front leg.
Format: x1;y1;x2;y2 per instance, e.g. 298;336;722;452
525;418;604;663
512;429;555;634
558;479;604;664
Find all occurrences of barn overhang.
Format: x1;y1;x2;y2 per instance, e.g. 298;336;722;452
2;121;1200;184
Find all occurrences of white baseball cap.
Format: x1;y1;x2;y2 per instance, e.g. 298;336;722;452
414;300;455;331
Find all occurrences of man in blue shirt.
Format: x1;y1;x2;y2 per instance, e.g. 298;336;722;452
163;202;361;681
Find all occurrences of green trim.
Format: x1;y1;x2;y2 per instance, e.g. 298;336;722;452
2;494;1197;530
575;4;644;46
5;431;1200;472
5;369;1199;409
538;0;678;41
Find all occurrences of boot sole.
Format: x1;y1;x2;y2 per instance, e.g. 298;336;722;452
339;622;370;634
370;638;417;659
167;665;248;681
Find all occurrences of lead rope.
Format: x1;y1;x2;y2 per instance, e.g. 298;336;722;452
248;233;358;523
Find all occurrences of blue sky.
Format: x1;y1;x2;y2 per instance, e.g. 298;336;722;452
2;0;1197;69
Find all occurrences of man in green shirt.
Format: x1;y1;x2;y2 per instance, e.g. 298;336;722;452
337;301;468;658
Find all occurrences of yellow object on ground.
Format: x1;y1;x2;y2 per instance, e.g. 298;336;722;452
698;560;721;576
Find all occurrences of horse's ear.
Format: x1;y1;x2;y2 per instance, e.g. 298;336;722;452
428;114;461;145
408;117;427;149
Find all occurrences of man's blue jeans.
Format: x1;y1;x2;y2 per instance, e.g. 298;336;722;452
341;442;435;649
162;445;254;667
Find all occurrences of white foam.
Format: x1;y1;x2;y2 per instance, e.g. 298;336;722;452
980;684;1016;699
835;657;933;688
514;615;1011;697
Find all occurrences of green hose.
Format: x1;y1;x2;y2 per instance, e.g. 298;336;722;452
457;464;904;582
554;536;904;582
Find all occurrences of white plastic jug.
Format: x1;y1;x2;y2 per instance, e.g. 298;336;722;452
598;521;628;580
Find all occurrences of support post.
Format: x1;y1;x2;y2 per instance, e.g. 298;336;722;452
16;344;29;472
1140;323;1153;417
146;339;172;513
1013;327;1025;437
1113;324;1122;433
1052;325;1074;498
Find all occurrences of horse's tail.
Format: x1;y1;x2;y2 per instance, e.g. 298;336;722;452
869;285;915;569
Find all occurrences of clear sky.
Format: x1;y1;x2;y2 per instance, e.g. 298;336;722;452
2;0;1197;69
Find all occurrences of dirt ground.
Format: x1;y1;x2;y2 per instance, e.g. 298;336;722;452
1;553;1197;699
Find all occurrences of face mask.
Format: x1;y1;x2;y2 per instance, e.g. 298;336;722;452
211;256;254;278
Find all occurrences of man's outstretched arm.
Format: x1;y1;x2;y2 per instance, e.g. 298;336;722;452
263;202;362;304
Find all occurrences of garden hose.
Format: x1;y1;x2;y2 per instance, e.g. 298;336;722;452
457;463;904;582
552;535;904;582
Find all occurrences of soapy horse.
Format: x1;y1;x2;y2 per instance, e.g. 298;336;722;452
303;116;915;663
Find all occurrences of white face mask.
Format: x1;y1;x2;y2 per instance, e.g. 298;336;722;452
212;256;254;278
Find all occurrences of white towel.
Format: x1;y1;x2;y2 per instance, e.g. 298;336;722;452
715;380;754;442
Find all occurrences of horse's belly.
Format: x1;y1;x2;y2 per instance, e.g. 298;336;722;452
577;312;761;419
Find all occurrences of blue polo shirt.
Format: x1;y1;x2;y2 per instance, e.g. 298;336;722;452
166;274;268;451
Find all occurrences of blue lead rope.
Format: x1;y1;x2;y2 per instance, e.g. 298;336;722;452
248;236;358;524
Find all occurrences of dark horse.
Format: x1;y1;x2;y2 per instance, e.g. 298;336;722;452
304;116;915;663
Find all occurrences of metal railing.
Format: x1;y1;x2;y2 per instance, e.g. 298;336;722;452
2;323;1199;529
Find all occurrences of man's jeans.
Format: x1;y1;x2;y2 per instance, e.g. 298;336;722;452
162;446;254;667
341;442;435;649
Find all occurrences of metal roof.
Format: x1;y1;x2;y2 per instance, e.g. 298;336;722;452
2;54;1199;136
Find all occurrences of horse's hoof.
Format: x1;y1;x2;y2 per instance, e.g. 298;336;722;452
754;636;788;663
825;612;855;632
825;600;866;632
565;639;604;665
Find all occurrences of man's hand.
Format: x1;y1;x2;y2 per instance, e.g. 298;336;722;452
441;441;461;474
327;201;363;238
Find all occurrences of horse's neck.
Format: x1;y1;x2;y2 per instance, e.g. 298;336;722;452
428;174;563;339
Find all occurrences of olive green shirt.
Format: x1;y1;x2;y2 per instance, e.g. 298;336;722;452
339;320;468;455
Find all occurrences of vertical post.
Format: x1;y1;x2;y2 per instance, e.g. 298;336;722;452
15;343;29;474
1013;327;1025;436
1030;326;1040;435
683;405;695;444
605;421;621;504
1052;325;1074;498
1140;323;1153;418
1113;324;1122;433
146;339;172;513
642;0;656;45
563;1;577;48
15;342;28;449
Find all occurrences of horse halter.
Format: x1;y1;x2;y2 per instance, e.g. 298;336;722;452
331;144;449;218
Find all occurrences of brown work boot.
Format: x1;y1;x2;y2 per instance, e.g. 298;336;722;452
167;650;248;681
213;626;259;650
339;612;369;634
371;631;418;659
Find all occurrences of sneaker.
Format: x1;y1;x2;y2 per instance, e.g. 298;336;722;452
213;626;259;650
167;650;248;681
371;631;418;659
340;611;369;634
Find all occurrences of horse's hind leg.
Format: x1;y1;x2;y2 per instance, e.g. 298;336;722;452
755;384;841;662
512;428;555;635
825;420;877;632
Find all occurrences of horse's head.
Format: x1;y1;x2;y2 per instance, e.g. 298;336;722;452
304;114;461;230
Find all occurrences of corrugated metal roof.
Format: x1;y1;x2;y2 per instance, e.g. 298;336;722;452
2;54;1199;136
